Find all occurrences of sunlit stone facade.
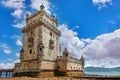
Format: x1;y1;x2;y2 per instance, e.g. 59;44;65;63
14;4;84;77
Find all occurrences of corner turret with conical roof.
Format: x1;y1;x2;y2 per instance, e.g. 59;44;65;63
80;55;85;70
63;48;69;58
40;3;45;10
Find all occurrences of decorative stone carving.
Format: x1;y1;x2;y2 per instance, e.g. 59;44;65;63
20;48;24;62
63;48;69;58
49;39;54;49
56;56;67;72
38;41;44;56
14;4;84;77
28;31;34;47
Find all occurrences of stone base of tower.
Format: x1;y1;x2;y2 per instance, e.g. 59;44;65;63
66;70;84;77
14;70;84;77
36;71;55;77
14;70;55;77
14;72;38;77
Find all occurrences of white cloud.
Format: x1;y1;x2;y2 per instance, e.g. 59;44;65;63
59;24;120;68
83;29;120;68
92;0;112;10
59;24;85;58
71;25;79;30
0;44;12;54
0;44;9;49
11;35;22;46
16;39;22;46
0;63;14;69
1;0;25;18
1;0;26;29
4;49;11;54
31;0;52;14
11;9;23;18
11;35;21;39
0;59;20;69
14;59;20;63
1;0;52;29
1;0;25;9
8;58;13;61
16;53;20;57
13;21;25;28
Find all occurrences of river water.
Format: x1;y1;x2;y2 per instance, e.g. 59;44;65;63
0;72;13;78
84;71;120;76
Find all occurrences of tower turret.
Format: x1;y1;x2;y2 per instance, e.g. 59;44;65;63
40;4;45;10
20;48;24;62
63;48;69;58
80;55;84;70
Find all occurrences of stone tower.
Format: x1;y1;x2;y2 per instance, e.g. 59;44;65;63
14;4;84;77
14;4;61;77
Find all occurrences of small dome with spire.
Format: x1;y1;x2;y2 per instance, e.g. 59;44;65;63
40;4;45;10
63;48;69;57
80;55;84;65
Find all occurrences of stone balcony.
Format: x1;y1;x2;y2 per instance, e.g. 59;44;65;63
22;18;61;36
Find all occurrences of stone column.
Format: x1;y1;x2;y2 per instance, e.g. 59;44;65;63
9;72;10;78
6;72;7;78
0;72;2;78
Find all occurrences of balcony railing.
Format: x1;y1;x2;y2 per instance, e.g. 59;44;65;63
22;18;61;35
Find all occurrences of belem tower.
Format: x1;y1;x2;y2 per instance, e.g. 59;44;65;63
14;4;84;77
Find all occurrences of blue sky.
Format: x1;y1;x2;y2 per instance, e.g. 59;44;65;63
0;0;120;68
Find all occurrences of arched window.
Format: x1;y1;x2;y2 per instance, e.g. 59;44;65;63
30;49;32;54
40;48;42;51
39;47;43;55
50;32;52;37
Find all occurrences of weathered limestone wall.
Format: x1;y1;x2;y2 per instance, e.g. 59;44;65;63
42;26;60;61
41;60;55;70
67;62;82;71
37;72;55;77
67;57;83;71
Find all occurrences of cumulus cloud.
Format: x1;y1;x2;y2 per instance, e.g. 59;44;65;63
1;0;52;29
11;35;22;46
16;53;20;57
0;0;26;29
11;35;21;39
4;49;11;54
16;40;22;46
59;24;85;58
0;63;14;69
92;0;112;10
7;58;13;61
83;29;120;68
13;21;25;28
11;9;23;18
59;24;120;68
0;59;20;69
1;0;119;68
1;0;25;18
0;44;12;54
31;0;52;14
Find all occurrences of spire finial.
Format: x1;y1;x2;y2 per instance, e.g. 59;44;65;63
63;48;69;57
40;3;45;10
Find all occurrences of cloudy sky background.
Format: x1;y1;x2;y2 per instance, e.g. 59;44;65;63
0;0;120;69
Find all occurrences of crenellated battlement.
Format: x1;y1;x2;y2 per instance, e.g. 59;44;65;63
22;18;61;36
